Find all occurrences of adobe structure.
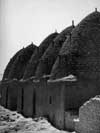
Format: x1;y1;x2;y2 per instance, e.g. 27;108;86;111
0;10;100;132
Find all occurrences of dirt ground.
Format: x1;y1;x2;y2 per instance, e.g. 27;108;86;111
0;106;75;133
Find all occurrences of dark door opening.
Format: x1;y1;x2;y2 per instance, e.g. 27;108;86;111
33;90;36;116
49;96;52;104
21;88;24;113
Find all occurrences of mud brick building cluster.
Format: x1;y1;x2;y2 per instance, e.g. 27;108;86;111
0;10;100;131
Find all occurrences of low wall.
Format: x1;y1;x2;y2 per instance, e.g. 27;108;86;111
75;96;100;133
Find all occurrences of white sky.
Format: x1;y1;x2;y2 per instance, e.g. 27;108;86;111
0;0;100;74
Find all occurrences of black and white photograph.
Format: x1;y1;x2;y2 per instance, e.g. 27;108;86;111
0;0;100;132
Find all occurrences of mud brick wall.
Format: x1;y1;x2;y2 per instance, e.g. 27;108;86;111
47;81;65;129
1;77;100;131
0;80;20;110
0;84;1;104
0;83;2;104
76;96;100;133
17;78;49;118
64;111;78;131
17;77;37;114
35;78;49;117
0;81;9;108
20;80;35;117
17;81;23;113
7;80;20;110
63;79;100;110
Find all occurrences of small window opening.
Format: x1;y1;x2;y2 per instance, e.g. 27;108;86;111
49;96;52;104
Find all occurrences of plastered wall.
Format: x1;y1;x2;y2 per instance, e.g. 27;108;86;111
1;77;100;130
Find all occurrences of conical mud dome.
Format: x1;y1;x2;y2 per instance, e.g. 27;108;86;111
2;49;23;80
50;11;100;79
35;26;74;78
8;44;37;80
23;32;58;79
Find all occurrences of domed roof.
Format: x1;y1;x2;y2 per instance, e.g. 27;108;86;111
35;26;74;78
23;32;58;79
2;49;23;80
8;43;37;80
51;11;100;79
60;11;100;55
